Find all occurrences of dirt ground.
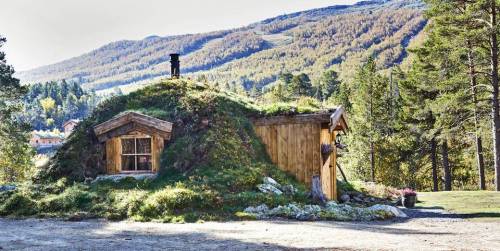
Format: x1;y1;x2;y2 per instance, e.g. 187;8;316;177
1;208;499;251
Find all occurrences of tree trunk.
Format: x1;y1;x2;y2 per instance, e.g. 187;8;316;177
467;40;486;190
370;141;375;182
431;138;439;192
489;1;500;191
311;175;327;204
442;141;452;191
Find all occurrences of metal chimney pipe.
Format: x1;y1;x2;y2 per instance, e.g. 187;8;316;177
170;53;180;79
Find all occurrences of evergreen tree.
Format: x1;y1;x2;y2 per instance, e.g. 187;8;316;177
0;36;33;182
348;57;392;181
289;73;313;97
319;69;341;101
424;0;496;190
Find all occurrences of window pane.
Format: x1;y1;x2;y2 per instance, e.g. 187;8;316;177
121;156;135;171
137;138;151;154
122;138;135;154
136;155;152;171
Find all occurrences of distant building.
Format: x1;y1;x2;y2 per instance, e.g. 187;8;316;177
29;130;65;148
63;119;80;136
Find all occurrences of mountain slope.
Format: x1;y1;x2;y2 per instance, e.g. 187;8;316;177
16;0;425;91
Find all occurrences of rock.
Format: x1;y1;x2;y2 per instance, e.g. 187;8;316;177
348;191;362;197
243;202;401;222
244;204;269;214
281;184;297;195
353;196;363;202
0;185;16;192
340;194;350;203
262;177;281;189
325;201;338;208
370;197;376;202
257;184;283;195
91;174;157;183
268;203;301;217
393;197;403;206
84;177;93;185
367;204;408;218
297;204;322;220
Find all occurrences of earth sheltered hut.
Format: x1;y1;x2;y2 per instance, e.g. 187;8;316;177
93;111;173;174
252;107;348;200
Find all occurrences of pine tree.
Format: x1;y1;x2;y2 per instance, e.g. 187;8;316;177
319;69;341;101
349;57;392;182
425;0;497;190
289;73;313;97
0;36;33;182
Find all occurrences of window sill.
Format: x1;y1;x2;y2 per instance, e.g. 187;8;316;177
119;171;155;174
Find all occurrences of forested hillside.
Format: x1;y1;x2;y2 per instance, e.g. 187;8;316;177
16;0;425;92
19;81;100;131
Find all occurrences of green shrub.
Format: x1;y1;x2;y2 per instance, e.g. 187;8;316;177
111;190;148;218
139;186;202;218
38;185;96;212
0;193;37;216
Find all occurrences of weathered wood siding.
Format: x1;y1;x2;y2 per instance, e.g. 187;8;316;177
253;122;337;200
152;136;164;173
320;127;337;200
105;137;121;174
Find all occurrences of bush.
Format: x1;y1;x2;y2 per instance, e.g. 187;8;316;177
111;190;148;218
38;185;96;212
0;193;37;216
139;185;203;218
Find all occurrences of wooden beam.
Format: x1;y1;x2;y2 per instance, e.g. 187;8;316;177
329;106;348;133
94;112;173;136
96;122;171;143
252;113;332;126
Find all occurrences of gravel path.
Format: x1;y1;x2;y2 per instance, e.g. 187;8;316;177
1;208;499;250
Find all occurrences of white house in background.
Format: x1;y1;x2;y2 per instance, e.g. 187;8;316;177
63;119;80;136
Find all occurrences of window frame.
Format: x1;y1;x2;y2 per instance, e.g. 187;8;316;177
120;136;153;173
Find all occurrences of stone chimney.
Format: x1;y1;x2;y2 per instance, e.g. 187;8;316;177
170;53;180;79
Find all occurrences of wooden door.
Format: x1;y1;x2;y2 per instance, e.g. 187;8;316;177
320;128;335;200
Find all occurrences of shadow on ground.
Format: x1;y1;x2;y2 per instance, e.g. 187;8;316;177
0;219;290;251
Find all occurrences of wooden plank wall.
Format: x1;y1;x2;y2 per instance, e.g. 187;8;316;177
320;128;337;200
152;136;164;173
254;123;331;195
105;137;121;174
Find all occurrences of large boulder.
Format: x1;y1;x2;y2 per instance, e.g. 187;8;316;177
367;204;408;218
257;184;283;195
263;177;281;189
340;194;350;203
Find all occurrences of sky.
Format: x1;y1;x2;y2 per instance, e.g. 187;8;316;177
0;0;359;71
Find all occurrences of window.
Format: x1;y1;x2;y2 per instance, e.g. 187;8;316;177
121;137;152;172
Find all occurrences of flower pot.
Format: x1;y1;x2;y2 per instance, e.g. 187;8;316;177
402;195;416;208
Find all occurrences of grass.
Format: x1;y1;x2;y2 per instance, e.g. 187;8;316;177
0;79;313;222
416;191;500;221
